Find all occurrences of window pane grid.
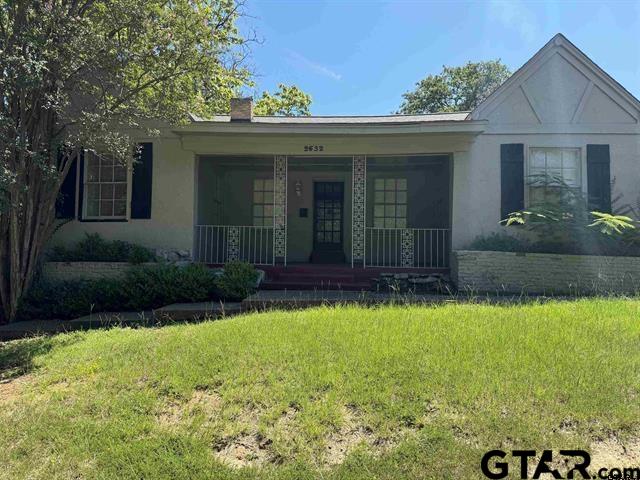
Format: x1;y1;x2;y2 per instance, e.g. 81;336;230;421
528;148;581;207
85;153;127;218
373;178;407;228
253;178;274;226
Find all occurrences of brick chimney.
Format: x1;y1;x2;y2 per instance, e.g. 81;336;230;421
229;97;253;122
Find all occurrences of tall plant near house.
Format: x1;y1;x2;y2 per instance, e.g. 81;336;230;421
502;173;636;253
0;0;254;323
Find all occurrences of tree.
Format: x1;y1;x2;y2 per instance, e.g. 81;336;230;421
398;60;511;114
254;84;311;116
0;0;253;322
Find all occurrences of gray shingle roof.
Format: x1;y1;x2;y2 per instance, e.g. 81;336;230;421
189;112;470;124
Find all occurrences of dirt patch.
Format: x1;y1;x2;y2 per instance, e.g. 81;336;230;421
323;405;376;466
590;435;640;470
0;375;32;404
157;389;222;428
211;405;289;468
213;433;274;468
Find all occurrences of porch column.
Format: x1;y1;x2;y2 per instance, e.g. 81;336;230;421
351;155;366;267
401;229;414;267
273;155;288;265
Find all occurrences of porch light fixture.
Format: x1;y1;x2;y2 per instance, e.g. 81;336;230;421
295;180;303;197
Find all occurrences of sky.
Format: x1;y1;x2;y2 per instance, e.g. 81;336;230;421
238;0;640;115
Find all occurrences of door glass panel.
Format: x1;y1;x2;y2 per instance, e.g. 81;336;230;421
314;182;343;247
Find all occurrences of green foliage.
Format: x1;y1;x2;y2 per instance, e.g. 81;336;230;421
2;302;640;478
468;232;529;252
398;60;511;114
498;178;640;255
19;264;220;320
48;233;156;264
215;261;259;300
18;262;259;320
0;0;254;321
588;211;636;235
253;84;312;116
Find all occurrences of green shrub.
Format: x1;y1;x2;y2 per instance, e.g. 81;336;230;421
467;233;529;252
215;261;259;301
18;278;125;320
122;264;218;311
18;263;219;321
48;233;156;264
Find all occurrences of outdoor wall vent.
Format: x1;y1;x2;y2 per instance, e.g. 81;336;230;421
230;97;253;122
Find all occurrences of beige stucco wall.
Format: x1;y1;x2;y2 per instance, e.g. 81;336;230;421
51;135;196;253
51;39;640;260
452;133;640;249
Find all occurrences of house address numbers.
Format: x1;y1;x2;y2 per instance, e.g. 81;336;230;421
303;145;324;152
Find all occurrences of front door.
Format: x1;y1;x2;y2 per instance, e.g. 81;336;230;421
311;181;345;263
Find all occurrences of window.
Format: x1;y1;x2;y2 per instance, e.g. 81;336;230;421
84;152;128;219
373;178;407;228
527;147;581;206
252;178;274;226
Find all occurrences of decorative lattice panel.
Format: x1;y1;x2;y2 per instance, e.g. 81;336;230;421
352;155;366;266
401;228;415;268
273;155;288;263
226;226;240;262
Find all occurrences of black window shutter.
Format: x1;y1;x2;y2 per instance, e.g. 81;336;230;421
131;142;153;219
77;151;85;220
587;144;611;213
500;144;525;220
55;157;77;219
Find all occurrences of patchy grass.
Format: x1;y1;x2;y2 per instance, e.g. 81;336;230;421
0;300;639;479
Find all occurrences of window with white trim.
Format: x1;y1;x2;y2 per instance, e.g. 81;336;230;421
84;152;128;219
527;147;581;206
373;178;407;228
252;178;274;226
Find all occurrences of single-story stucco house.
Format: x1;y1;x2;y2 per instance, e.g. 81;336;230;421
51;33;640;289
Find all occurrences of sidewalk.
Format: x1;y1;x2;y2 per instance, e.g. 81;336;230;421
0;289;553;341
0;301;242;341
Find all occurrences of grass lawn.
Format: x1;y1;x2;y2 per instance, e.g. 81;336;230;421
1;300;639;479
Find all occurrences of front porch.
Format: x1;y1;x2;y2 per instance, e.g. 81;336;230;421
193;154;451;277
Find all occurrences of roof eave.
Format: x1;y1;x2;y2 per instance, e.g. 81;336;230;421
172;120;487;136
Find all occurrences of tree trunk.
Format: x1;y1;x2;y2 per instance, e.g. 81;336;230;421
0;148;74;324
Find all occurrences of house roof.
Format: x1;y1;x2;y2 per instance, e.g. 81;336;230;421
469;33;640;121
179;111;485;136
189;112;470;125
183;32;638;133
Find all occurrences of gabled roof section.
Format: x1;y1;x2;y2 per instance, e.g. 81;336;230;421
468;33;640;123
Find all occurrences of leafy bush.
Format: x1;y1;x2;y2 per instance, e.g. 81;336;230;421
215;261;259;301
19;263;219;321
18;262;260;321
48;233;156;264
122;264;218;311
468;232;529;252
495;175;640;256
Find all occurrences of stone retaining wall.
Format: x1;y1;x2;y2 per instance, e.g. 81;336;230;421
42;262;156;282
452;250;640;295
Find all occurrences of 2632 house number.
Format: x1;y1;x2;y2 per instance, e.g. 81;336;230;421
303;145;324;152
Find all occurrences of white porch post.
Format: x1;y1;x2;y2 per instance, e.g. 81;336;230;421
273;155;288;265
351;155;366;267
